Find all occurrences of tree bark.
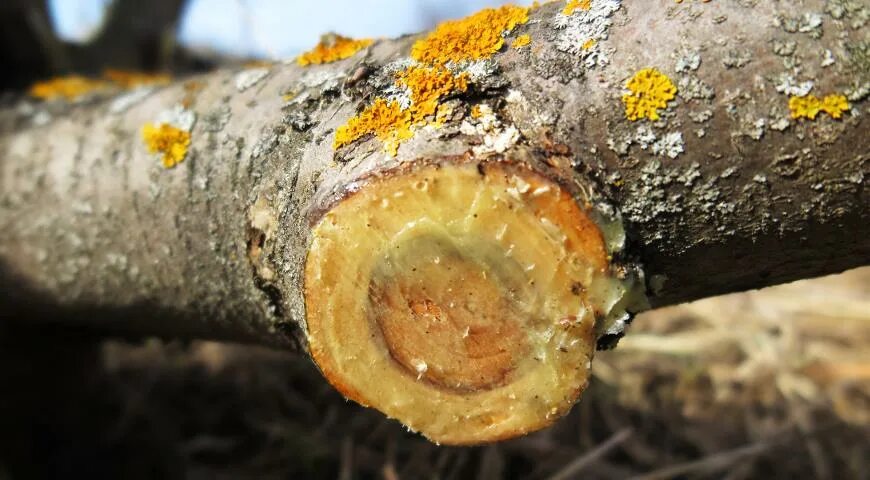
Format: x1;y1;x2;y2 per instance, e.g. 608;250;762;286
1;0;867;443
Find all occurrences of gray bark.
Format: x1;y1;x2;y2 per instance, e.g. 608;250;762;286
1;0;867;348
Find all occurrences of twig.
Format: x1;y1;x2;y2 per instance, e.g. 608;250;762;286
339;436;354;480
627;441;770;480
546;428;633;480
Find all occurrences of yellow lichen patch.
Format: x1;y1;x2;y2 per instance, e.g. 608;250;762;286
296;34;374;66
410;5;529;65
563;0;592;15
622;68;678;122
789;96;821;120
141;123;191;168
471;104;483;118
333;98;412;156
28;75;109;100
399;65;469;118
103;69;171;88
435;103;455;126
582;38;597;50
821;94;850;118
789;94;851;120
334;5;530;155
512;34;531;49
335;65;468;155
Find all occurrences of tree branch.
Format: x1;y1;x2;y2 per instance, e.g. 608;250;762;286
1;0;867;443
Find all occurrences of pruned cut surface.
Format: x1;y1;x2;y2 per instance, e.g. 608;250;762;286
304;159;627;444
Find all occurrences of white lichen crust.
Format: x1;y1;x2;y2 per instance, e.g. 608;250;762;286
552;0;621;67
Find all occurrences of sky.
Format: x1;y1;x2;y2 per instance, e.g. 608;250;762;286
48;0;516;59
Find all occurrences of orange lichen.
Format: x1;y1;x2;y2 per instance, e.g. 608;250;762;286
622;68;678;121
435;103;455;126
789;96;821;120
512;34;531;49
296;34;374;66
789;94;851;120
471;105;483;118
821;95;850;118
103;69;171;88
399;65;469;118
335;5;529;155
410;5;529;65
28;75;109;100
334;65;468;155
563;0;592;15
141;123;191;168
333;99;411;156
30;70;172;100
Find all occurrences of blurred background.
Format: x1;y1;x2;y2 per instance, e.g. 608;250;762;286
1;1;869;479
1;0;515;89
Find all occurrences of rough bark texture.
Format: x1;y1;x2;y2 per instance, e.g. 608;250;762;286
1;1;868;348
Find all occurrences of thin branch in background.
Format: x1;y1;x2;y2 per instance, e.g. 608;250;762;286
627;441;771;480
339;435;354;480
546;428;633;480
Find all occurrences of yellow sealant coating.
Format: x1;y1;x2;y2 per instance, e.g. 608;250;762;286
296;34;374;66
789;94;851;120
141;123;191;168
305;162;606;444
622;68;678;122
335;5;529;155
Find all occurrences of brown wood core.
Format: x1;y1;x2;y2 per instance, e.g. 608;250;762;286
368;235;529;392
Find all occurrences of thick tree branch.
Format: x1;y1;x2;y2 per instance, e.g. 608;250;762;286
1;0;867;443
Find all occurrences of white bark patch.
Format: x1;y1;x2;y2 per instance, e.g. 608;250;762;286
775;74;814;97
635;126;657;150
110;87;155;114
552;0;621;67
234;67;270;92
821;49;836;68
674;49;701;73
383;83;412;110
32;110;52;126
770;116;791;131
156;104;196;131
628;127;685;159
651;132;685;159
300;69;345;90
460;105;520;155
453;59;498;83
505;89;524;104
